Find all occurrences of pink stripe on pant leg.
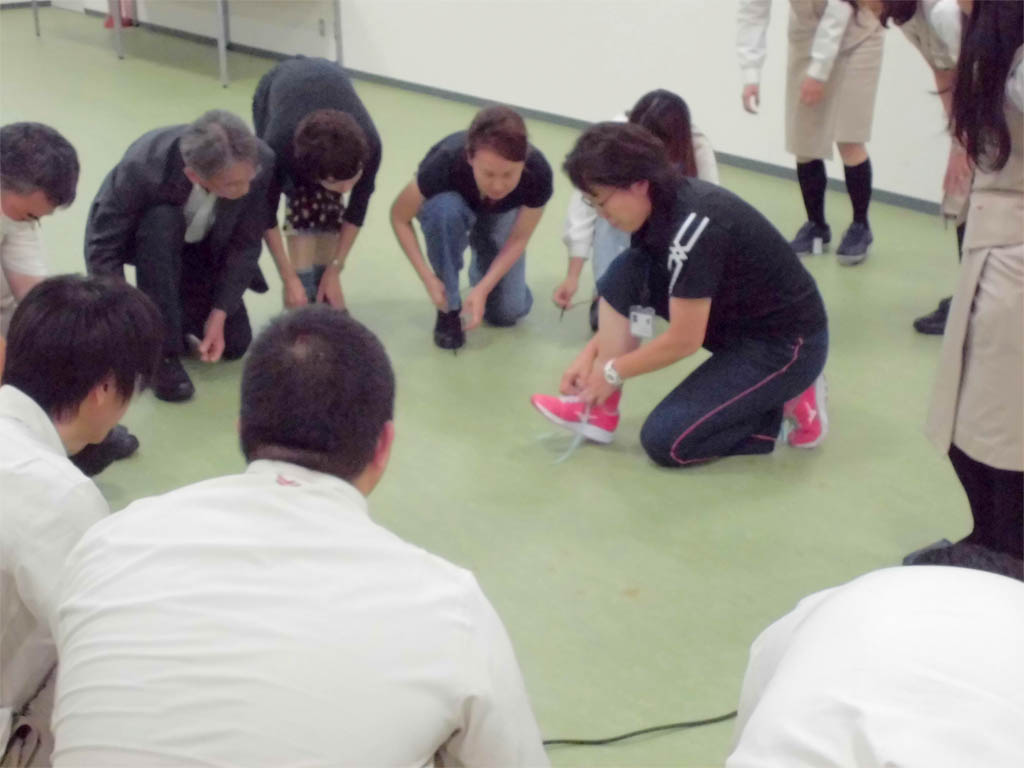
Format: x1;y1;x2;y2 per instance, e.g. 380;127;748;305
668;338;805;465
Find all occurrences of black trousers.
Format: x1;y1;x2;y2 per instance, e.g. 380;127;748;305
950;444;1024;560
133;205;251;359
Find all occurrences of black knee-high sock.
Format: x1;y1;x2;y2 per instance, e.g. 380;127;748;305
796;160;827;227
844;158;873;225
950;444;1024;559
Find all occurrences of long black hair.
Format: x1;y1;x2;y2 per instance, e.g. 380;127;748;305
951;0;1024;172
628;90;697;178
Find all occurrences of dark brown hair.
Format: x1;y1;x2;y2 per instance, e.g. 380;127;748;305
628;89;697;178
466;106;528;162
951;0;1024;172
293;109;368;183
564;122;681;217
0;122;80;207
878;0;918;27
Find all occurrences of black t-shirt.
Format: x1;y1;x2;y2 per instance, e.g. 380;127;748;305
627;178;826;350
252;56;382;229
415;131;553;213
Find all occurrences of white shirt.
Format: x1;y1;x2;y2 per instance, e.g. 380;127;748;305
898;0;959;70
737;0;854;84
53;460;549;768
0;213;48;336
726;566;1024;768
562;114;719;260
0;385;109;745
182;183;217;243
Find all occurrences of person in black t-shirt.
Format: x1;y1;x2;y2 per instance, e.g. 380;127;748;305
531;123;830;466
390;106;553;350
253;57;382;310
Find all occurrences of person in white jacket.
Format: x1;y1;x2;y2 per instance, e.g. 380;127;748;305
553;89;718;331
738;0;885;265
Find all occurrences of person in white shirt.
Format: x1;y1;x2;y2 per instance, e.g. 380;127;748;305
726;566;1024;767
0;275;163;766
554;89;720;332
1;122;140;477
52;306;549;768
738;0;885;265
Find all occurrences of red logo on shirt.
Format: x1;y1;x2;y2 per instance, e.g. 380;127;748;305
276;474;300;487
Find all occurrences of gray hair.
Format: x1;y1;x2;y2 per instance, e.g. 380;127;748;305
180;109;260;179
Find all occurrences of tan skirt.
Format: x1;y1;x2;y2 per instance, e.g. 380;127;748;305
785;26;885;160
926;243;1024;471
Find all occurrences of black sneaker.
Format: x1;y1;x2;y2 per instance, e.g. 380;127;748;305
836;221;873;265
433;309;465;350
913;296;951;335
154;355;195;402
71;425;140;476
589;298;599;333
789;221;832;255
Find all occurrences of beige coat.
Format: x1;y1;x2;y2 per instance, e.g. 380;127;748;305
786;1;885;159
926;49;1024;471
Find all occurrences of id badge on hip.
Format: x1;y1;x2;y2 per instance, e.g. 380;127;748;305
629;305;655;339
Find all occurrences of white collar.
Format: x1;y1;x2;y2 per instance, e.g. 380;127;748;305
245;459;370;519
0;384;66;457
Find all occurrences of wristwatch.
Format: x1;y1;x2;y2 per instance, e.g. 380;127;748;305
603;358;623;387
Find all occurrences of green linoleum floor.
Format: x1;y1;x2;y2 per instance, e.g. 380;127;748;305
1;8;968;766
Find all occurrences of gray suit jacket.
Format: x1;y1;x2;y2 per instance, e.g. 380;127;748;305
85;125;274;315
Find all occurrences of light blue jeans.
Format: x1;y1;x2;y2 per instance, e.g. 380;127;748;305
417;191;533;326
592;217;631;285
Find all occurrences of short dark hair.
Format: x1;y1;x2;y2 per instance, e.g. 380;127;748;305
466;106;528;162
564;122;680;213
0;122;80;207
293;109;368;184
4;275;163;420
628;89;697;178
240;307;395;482
180;109;262;178
878;0;918;27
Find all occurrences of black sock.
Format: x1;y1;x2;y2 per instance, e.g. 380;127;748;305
950;444;1024;560
844;158;873;225
956;222;966;263
796;160;827;227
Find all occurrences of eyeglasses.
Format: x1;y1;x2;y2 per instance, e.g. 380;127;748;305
582;189;620;210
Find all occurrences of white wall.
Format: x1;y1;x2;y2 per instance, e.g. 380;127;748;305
67;0;954;205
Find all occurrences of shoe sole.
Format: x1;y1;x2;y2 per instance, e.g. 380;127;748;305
836;242;872;266
792;243;831;256
789;375;829;449
531;400;615;444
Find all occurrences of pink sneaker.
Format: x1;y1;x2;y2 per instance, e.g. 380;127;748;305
530;390;621;444
785;375;828;448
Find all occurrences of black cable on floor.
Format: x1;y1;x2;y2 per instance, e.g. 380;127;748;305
543;710;738;748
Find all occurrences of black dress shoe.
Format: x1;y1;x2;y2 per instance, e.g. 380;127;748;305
789;221;832;255
433;309;465;350
913;296;951;335
71;425;140;476
836;221;874;265
154;355;195;402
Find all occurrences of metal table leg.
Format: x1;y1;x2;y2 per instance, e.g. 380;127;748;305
31;0;40;37
216;0;229;87
108;0;124;59
333;0;343;67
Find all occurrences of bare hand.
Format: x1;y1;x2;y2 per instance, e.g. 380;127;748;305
283;276;309;309
800;76;825;106
199;310;227;363
317;268;346;310
460;286;487;331
943;142;972;201
424;274;448;311
552;276;578;309
581;365;617;407
742;83;761;114
559;356;591;396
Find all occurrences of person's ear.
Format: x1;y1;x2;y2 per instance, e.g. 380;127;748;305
373;421;396;473
183;166;203;187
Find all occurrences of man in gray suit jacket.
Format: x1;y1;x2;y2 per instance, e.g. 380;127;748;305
86;110;274;402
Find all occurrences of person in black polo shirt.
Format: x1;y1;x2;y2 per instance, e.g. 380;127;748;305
253;57;382;309
531;123;829;466
390;106;552;350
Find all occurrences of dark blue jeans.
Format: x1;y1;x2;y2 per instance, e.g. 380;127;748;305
417;191;532;325
639;329;828;467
